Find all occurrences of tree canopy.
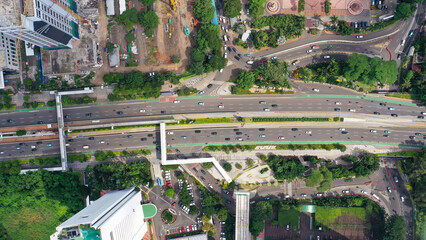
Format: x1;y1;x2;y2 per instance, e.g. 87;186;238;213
193;0;215;22
352;153;380;177
249;201;272;237
139;0;156;6
165;188;174;198
267;155;308;181
248;0;267;18
236;70;256;89
383;215;407;240
223;162;232;172
395;3;415;20
116;8;139;32
224;0;242;17
139;9;159;34
305;169;323;187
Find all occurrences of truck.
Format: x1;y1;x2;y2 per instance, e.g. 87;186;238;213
247;60;254;65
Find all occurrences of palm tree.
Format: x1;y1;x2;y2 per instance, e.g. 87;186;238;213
331;15;338;24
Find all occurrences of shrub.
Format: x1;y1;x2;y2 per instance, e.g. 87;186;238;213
235;163;242;169
16;130;26;136
247;158;254;168
260;167;269;174
223;162;232;172
203;162;214;169
165;188;174;198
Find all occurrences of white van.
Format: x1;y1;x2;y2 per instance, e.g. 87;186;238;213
83;145;89;149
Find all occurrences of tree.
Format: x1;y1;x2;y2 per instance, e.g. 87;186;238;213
236;70;256;89
343;53;370;81
298;67;313;82
223;162;232;172
202;223;216;235
224;0;242;17
172;56;180;63
331;15;338;24
249;201;272;237
16;130;26;136
298;0;305;13
140;0;156;6
325;0;331;14
343;156;358;162
125;32;135;44
203;162;214;169
395;3;415;20
353;153;380;177
248;0;267;19
383;215;406;240
259;154;268;162
116;8;139;32
189;206;199;215
247;158;254;168
202;215;211;223
23;95;30;102
217;208;229;220
162;211;175;223
165;188;174;198
267;155;308;181
305;169;323;187
193;0;215;22
139;10;159;30
401;70;414;90
234;23;246;34
235;163;242;169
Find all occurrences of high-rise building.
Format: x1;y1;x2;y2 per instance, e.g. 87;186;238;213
51;188;149;240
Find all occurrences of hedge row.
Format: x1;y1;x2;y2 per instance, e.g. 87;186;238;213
203;144;347;152
0;156;61;168
252;117;342;122
68;154;91;163
95;149;151;161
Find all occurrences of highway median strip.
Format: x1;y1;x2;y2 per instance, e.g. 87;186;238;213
202;143;347;152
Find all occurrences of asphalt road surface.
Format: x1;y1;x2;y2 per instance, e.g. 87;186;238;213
1;96;425;128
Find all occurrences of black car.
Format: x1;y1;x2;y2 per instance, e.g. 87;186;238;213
36;141;43;144
291;128;298;131
192;168;198;173
234;56;240;61
127;135;133;138
374;112;381;115
418;116;424;119
117;111;123;115
64;115;70;119
232;47;237;52
383;134;389;137
227;47;232;52
195;130;201;133
342;131;349;134
140;138;147;141
86;113;92;117
7;119;13;123
19;143;24;146
259;128;265;131
211;132;217;135
271;104;278;107
68;139;73;142
207;84;213;88
409;136;416;140
148;134;153;137
391;114;398;117
201;169;207;175
415;133;421;136
31;149;37;152
37;121;44;124
225;200;232;204
88;137;95;140
380;103;387;106
334;108;341;111
236;132;243;135
225;138;230;141
161;110;166;114
200;176;206;181
233;129;239;132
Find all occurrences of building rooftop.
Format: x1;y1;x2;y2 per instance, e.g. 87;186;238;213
169;233;208;240
0;0;21;27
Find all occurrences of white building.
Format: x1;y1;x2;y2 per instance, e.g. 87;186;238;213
50;187;148;240
169;233;208;240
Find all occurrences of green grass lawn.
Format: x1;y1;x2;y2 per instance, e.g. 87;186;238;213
315;206;368;230
385;92;413;99
278;207;300;230
376;151;418;157
354;81;377;93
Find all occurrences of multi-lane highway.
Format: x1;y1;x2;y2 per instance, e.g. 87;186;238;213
1;126;424;160
1;95;425;128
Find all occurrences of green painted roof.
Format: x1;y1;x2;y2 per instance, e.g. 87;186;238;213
142;203;157;218
301;205;316;213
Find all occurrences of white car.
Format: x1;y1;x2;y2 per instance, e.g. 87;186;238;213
220;69;223;72
264;108;270;111
218;105;224;109
335;102;342;105
313;88;319;92
99;140;105;144
349;109;356;112
370;129;377;133
225;28;229;33
139;109;146;112
356;35;364;39
221;26;225;30
173;100;180;103
278;136;285;140
306;49;313;53
236;137;243;141
323;55;330;59
224;52;227;58
338;128;345;131
198;102;204;106
305;131;312;134
167;131;174;135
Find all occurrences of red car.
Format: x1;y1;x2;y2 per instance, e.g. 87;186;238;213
181;226;185;232
348;22;351;26
189;225;192;231
172;202;176;206
261;58;267;62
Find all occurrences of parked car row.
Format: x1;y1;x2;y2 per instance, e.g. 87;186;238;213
164;170;172;187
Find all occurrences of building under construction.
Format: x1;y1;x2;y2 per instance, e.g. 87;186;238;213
0;0;80;86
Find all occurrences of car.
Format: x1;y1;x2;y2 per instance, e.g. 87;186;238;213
264;197;271;200
335;102;342;105
173;100;180;103
387;187;392;193
316;193;323;197
271;56;277;60
394;176;399;183
139;109;146;112
323;55;330;59
234;56;240;61
259;134;266;138
86;113;92;117
224;52;227;58
88;137;95;140
342;131;349;134
356;35;364;39
201;169;207;175
64;115;70;119
195;130;201;133
32;148;38;151
236;137;243;141
271;104;278;107
236;132;243;135
198;102;204;106
374;112;381;115
250;200;256;204
342;190;350;194
117;111;123;115
383;134;389;137
232;47;237;52
397;54;402;60
278;136;285;140
401;196;405;202
401;40;405;46
211;132;217;135
338;128;345;131
300;193;307;197
306;49;313;53
313;88;320;92
225;200;232;204
223;189;230;194
244;54;250;57
418;116;424;119
379;103;387;106
172;202;177;206
16;146;21;150
218;105;224;109
292;60;300;65
334;108;341;111
305;131;312;134
0;152;3;154
199;90;205;95
409;136;416;140
127;135;133;138
391;114;398;117
37;121;44;124
167;131;174;135
384;130;391;133
207;84;213;88
317;236;320;240
181;136;187;139
148;134;153;137
181;227;185;233
408;30;414;37
225;138;230;141
370;129;377;133
311;45;319;49
140;138;147;141
259;101;267;104
200;176;206;182
259;128;265;131
415;133;421;136
7;119;13;123
264;108;270;111
47;143;53;147
348;109;356;112
286;225;290;230
261;58;268;62
388;107;395;110
208;183;213;189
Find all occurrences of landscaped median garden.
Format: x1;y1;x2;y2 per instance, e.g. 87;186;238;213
94;149;151;161
203;143;347;153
